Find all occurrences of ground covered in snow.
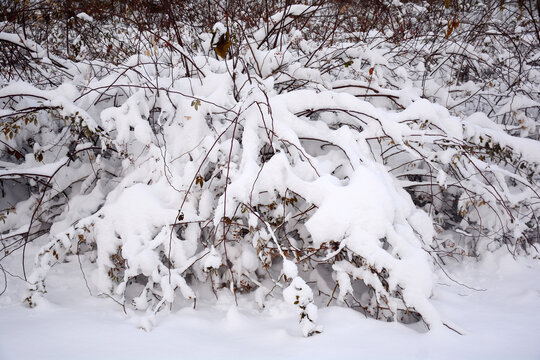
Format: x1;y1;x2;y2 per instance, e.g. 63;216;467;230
1;245;539;359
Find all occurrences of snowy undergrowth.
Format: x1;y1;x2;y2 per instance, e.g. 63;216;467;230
1;1;539;337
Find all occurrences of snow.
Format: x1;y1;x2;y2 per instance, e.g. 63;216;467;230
76;13;94;22
270;5;316;24
1;245;539;359
1;0;539;355
100;90;154;146
282;259;298;279
495;95;540;116
203;246;222;270
0;157;68;178
0;32;40;54
212;22;227;37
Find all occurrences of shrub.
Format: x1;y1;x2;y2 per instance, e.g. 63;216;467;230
1;0;538;335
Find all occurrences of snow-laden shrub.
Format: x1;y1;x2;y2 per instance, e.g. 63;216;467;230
1;0;539;335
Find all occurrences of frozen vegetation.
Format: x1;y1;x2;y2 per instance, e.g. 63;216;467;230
0;0;539;357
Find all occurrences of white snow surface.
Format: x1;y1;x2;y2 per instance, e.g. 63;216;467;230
1;244;539;359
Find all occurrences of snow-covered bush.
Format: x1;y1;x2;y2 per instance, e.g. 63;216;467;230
1;0;539;335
